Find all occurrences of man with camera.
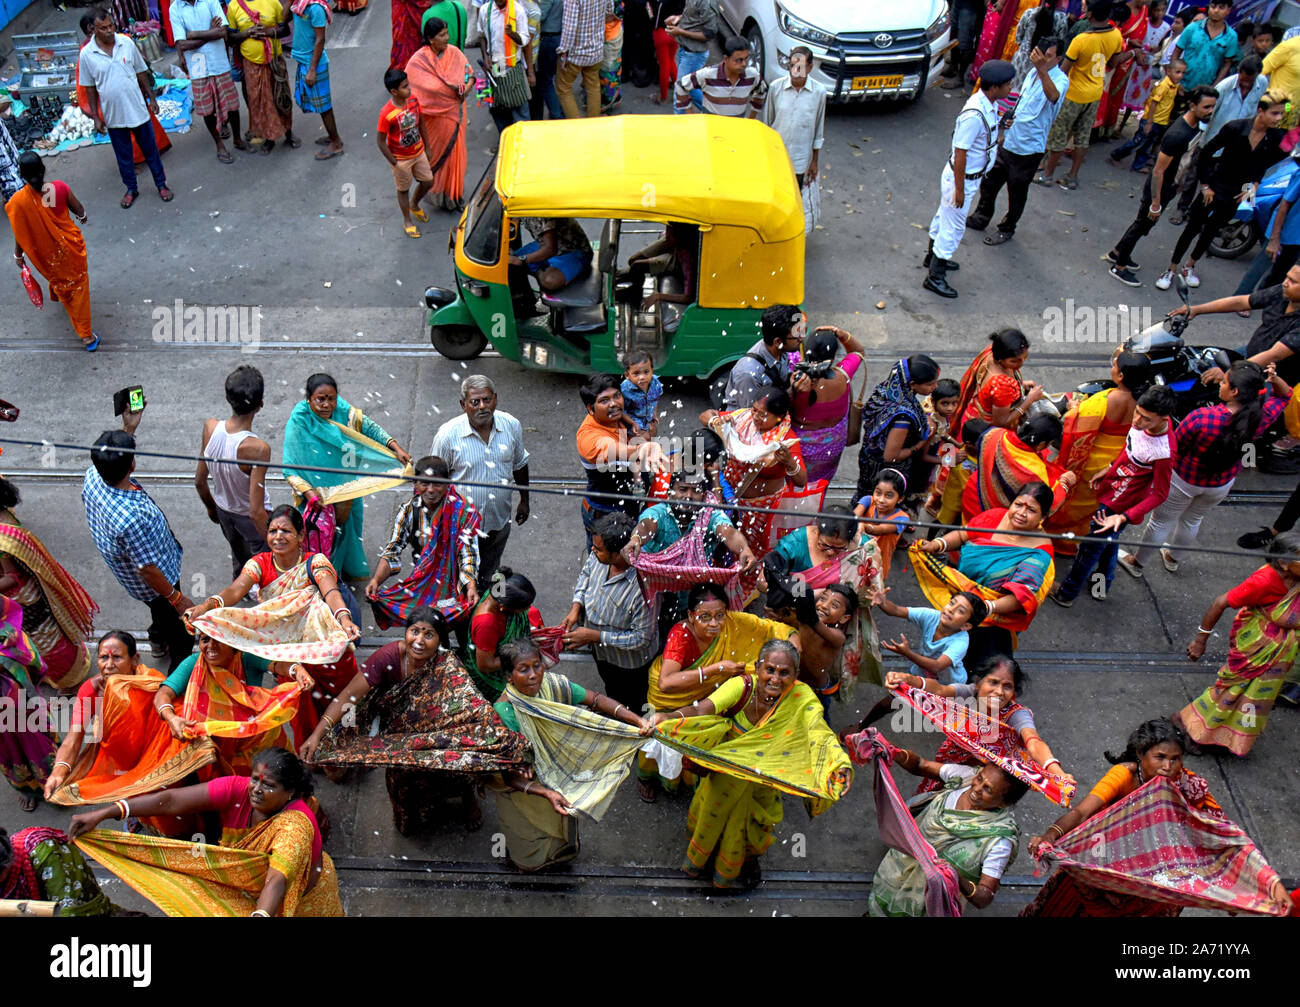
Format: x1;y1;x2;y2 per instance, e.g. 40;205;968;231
721;303;804;408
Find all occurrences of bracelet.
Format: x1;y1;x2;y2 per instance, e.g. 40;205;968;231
159;703;175;715
320;713;335;729
115;799;131;821
613;704;625;717
1045;824;1065;839
53;760;72;772
325;587;343;600
964;879;979;898
250;909;271;917
208;594;225;609
698;668;705;684
1198;624;1216;634
523;782;534;795
1043;758;1062;771
332;608;350;621
167;588;182;603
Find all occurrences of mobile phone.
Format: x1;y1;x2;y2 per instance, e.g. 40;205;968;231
114;386;144;416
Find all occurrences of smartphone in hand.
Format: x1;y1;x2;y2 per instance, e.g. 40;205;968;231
113;386;145;416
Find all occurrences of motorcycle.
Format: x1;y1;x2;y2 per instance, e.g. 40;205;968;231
1208;152;1300;260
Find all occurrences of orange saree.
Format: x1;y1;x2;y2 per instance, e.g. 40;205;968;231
4;184;92;341
405;42;471;202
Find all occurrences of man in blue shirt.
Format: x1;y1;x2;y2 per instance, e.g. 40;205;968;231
291;0;344;159
1234;163;1300;295
967;39;1069;245
170;0;244;162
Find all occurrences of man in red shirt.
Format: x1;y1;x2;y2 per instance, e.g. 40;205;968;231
1051;385;1177;606
376;68;433;238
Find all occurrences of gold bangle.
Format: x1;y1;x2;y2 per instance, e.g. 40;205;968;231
320;713;335;729
208;594;225;609
1046;824;1065;839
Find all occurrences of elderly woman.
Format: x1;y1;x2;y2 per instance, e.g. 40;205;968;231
69;747;344;917
1025;719;1224;917
1175;533;1300;757
44;631;215;835
639;582;798;800
405;17;473;212
855;354;941;502
869;739;1026;916
490;636;646;872
644;639;851;889
303;607;529;834
701;389;808;568
913;482;1056;666
954;328;1040;432
963;413;1076;522
366;455;481;628
282;372;414;582
182;505;361;710
788;326;867;483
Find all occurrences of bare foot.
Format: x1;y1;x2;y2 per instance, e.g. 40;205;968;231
637;778;657;803
18;792;37;812
464;791;484;831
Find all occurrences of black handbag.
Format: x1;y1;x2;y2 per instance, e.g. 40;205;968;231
484;10;530;109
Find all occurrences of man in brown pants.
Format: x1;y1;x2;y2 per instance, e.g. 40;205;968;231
556;0;610;116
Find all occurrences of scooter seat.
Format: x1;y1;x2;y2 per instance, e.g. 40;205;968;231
563;303;607;334
540;268;602;308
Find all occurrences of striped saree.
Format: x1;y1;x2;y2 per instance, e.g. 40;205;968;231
963;427;1067;523
1042;389;1129;555
372;488;481;628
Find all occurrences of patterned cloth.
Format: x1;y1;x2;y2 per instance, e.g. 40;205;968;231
0;120;21;201
559;0;609;65
1028;776;1288;916
1174;396;1289;488
294;61;332;112
0;598;55;796
0;827;119;915
633;496;744;606
372;489;481;627
673;61;766;115
82;466;182;604
189;70;241;117
859;359;930;466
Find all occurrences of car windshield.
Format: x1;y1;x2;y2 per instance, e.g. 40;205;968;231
464;163;502;266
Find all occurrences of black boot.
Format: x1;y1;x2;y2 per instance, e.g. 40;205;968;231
966;213;990;231
923;239;960;271
923;256;958;298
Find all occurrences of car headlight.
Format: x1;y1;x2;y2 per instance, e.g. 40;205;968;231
777;5;835;48
926;13;949;41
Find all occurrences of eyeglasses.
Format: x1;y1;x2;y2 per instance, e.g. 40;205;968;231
691;610;727;624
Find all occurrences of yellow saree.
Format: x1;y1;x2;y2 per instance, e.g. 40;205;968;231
1043;389;1128;551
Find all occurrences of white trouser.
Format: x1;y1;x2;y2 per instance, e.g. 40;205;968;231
928;163;981;259
1132;470;1234;564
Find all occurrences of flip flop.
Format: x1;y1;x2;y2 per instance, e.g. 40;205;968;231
412;207;429;223
404;225;421;238
159;187;175;202
1031;173;1053;186
286;134;302;149
83;333;101;352
217;148;234;163
120;191;138;209
314;136;333;145
315;147;344;161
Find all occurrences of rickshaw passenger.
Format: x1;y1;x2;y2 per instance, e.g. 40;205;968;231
509;216;594;292
617;222;699;310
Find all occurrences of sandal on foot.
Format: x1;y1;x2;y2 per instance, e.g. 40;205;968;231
217;148;234;163
412;207;429;223
120;191;138;209
637;778;658;803
315;146;344;161
983;231;1013;245
286;134;302;149
404;225;421;238
1056;176;1078;191
18;793;37;812
82;333;101;352
159;187;175;202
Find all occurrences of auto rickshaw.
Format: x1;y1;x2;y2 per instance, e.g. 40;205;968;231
423;114;804;392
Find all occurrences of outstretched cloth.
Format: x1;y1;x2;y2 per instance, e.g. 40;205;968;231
312;651;530;773
502;672;643;820
192;579;352;666
46;670;215;807
633;497;744;607
372;488;481;627
654;680;852;811
889;683;1076;807
1035;777;1288;916
845;728;962;917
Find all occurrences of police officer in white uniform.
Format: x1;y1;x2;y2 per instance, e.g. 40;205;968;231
923;59;1015;298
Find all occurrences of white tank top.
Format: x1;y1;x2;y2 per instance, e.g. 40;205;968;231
206;422;271;514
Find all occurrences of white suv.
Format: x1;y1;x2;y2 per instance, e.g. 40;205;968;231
716;0;952;103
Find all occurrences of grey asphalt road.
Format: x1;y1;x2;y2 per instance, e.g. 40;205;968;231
1;5;1297;917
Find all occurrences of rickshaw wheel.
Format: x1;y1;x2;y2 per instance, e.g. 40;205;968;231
430;324;488;360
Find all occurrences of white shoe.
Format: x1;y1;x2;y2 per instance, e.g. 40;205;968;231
1183;266;1201;288
1154;269;1174;291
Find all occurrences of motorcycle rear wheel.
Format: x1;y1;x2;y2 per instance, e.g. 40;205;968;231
1208;220;1259;260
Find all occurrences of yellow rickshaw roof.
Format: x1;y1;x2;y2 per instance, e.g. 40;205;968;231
496;115;804;243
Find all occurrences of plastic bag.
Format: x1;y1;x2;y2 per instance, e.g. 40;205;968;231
802;176;821;236
20;264;42;308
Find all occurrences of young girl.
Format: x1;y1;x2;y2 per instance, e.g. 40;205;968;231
854;469;911;578
923;379;962;517
620;350;662;438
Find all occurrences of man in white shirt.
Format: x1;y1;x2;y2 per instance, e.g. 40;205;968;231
763;45;826;189
78;7;173;207
170;0;245;163
469;0;535;132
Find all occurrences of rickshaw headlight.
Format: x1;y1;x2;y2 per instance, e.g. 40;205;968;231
466;280;491;298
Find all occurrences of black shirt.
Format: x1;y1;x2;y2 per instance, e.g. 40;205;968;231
1148;116;1200;204
1246;283;1300;385
1197;118;1287;194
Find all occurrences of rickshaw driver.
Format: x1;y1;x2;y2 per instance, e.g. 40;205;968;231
508;215;595;294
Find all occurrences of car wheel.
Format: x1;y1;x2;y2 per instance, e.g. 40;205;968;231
745;21;765;79
430;324;488;360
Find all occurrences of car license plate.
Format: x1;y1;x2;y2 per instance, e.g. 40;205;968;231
853;74;904;89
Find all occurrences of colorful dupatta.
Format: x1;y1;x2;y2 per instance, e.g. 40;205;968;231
181;653;308;774
503;672;643;820
373;488;481;627
193;554;351;666
46;669;216;807
1043;389;1129;551
954;346;994;431
860;359;930;461
964;426;1066;522
313;650;530;772
1180;579;1300;756
796;414;850;484
910;528;1052;636
462;601;545;701
76;808;344;917
633;496;744;607
717;406;793;494
974;0;1036;73
1029;776;1288;917
646;611;795;710
0;827;117;916
0;597;54;795
793;530;886;692
887;683;1076;805
0;523;97;688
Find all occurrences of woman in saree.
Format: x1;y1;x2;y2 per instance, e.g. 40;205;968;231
701;388;808;567
788;326;867;484
973;0;1039;78
954;328;1041;432
0;596;55;812
490;637;646;871
963;412;1076;522
366;455;480;629
1042;350;1151;549
1094;0;1148;139
0;476;97;689
885;653;1074;794
643;639;851;889
184;504;361;711
1025;719;1223;917
639;582;798;800
869;739;1026;916
1120;0;1170;120
1010;0;1069;86
854;355;940;503
302;607;530;833
464;567;544;701
44;631;215;837
154;631;316;777
406;17;472;212
914;482;1056;666
1175;533;1300;757
282;372;414;582
69;747;344;917
1;825;138;916
6;152;98;351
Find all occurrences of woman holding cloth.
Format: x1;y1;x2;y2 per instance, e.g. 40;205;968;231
788;326;867;484
405;17;472;211
855;355;941;502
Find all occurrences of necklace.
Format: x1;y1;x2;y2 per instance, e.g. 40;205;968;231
272;549;302;573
